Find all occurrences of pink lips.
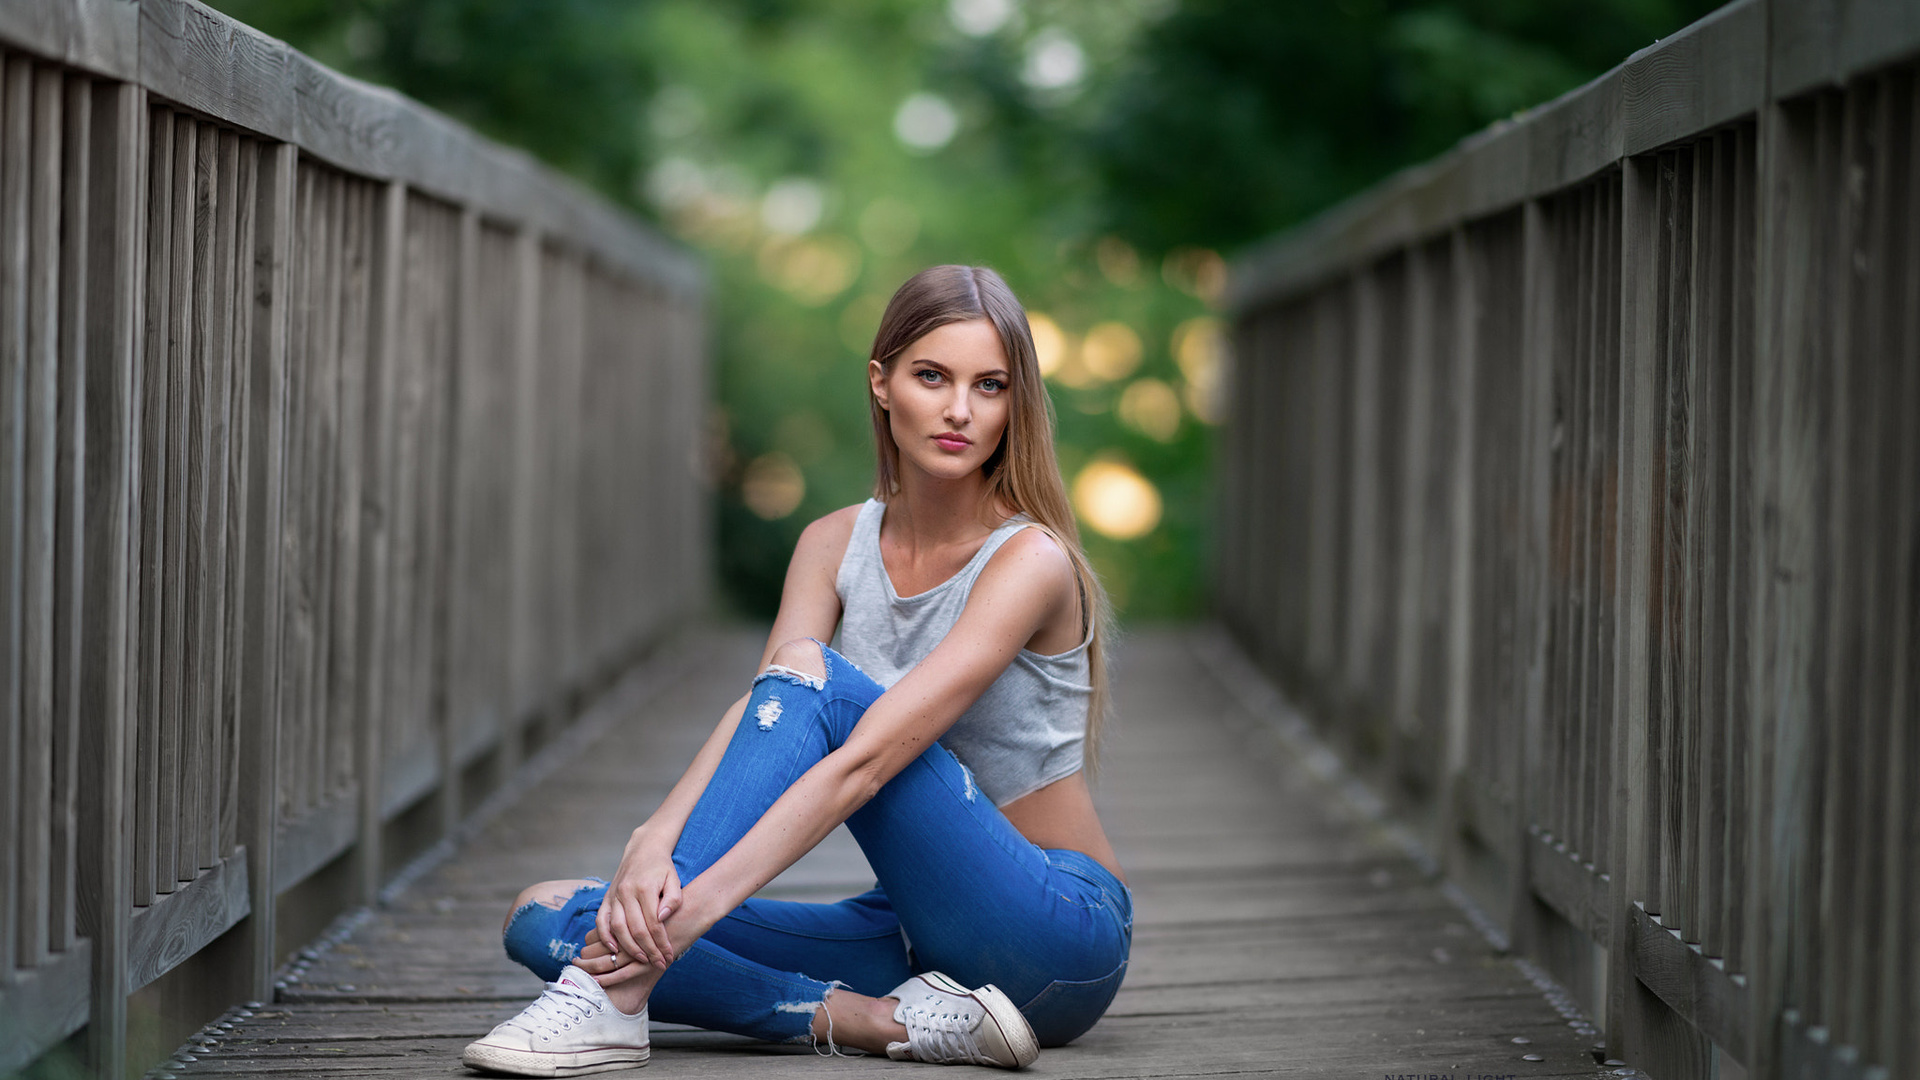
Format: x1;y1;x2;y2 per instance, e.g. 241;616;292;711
933;434;971;452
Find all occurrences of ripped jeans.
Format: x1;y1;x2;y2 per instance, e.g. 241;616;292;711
502;642;1132;1048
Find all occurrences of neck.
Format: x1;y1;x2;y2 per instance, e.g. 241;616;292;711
886;465;1002;547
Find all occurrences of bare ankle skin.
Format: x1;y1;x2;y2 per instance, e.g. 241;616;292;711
811;990;908;1054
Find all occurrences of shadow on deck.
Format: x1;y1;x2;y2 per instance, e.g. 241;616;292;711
156;627;1619;1079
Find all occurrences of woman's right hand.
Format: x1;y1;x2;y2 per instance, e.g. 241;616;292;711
597;826;684;972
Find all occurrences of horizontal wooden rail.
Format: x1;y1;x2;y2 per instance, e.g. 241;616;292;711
0;3;706;1077
1221;2;1919;1079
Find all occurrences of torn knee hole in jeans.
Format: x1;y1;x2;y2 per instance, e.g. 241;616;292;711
756;663;826;692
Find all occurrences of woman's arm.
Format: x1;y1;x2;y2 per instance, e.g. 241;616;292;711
596;507;859;968
650;528;1079;952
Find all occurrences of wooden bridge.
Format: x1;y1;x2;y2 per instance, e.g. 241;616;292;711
2;1;1917;1079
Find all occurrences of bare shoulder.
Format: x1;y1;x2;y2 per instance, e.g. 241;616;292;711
978;525;1075;598
967;524;1080;653
791;503;866;567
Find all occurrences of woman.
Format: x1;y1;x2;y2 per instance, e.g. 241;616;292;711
463;265;1130;1076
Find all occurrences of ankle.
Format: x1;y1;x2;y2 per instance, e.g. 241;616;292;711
604;972;657;1018
812;990;906;1055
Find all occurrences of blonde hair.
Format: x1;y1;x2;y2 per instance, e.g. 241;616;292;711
866;265;1114;772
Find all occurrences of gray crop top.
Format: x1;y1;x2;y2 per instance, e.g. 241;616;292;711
833;499;1091;806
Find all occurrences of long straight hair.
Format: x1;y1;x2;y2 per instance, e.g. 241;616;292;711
867;265;1114;771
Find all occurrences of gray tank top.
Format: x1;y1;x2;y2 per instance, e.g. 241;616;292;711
833;499;1090;806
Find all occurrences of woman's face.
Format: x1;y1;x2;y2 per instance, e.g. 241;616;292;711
870;317;1012;486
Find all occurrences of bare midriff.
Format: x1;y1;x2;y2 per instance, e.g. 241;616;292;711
999;771;1126;884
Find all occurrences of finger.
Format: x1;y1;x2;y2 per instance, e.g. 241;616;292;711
638;894;674;967
593;959;650;989
604;898;645;969
573;951;617;974
657;871;683;922
612;893;658;968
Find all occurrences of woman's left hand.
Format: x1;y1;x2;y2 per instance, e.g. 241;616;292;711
575;927;654;987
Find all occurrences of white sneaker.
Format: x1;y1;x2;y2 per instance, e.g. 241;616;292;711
885;972;1039;1068
462;965;649;1076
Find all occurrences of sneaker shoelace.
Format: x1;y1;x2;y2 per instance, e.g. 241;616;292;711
503;978;603;1042
898;1000;984;1063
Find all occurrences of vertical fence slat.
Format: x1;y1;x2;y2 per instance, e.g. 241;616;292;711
354;179;403;902
0;50;30;984
131;103;169;910
199;127;237;871
155;114;193;896
180;119;214;882
16;59;63;974
49;69;90;961
78;75;145;1080
1880;72;1920;1080
1722;122;1756;979
240;139;293;999
1608;150;1658;1065
218;136;256;860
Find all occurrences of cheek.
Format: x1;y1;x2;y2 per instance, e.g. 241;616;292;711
980;399;1012;449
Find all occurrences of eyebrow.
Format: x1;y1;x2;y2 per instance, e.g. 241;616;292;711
908;358;1010;379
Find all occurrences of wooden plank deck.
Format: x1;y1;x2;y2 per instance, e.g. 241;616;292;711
153;627;1622;1079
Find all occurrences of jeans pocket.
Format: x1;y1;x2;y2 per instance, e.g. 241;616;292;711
1015;959;1128;1048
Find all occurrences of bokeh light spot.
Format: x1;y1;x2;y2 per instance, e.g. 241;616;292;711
1172;316;1226;423
1073;459;1162;541
742;452;806;520
1028;312;1067;378
1162;246;1228;305
1082;321;1143;381
1022;28;1086;91
761;177;825;235
1118;379;1181;442
759;235;860;305
949;0;1015;37
894;92;959;152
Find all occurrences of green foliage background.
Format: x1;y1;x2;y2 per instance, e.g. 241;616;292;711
207;0;1721;619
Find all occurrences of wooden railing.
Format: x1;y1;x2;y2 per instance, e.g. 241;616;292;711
0;2;706;1075
1219;2;1918;1078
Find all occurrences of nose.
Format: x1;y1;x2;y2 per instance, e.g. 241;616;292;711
943;385;970;425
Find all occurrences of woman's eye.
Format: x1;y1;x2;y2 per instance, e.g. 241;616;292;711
979;378;1004;393
916;370;942;384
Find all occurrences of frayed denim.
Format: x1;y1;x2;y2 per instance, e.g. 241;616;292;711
502;642;1132;1047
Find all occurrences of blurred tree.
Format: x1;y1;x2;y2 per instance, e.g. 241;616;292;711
206;0;1723;621
209;0;654;200
1090;0;1725;253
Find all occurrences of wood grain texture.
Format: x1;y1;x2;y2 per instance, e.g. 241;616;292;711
1628;903;1750;1056
0;49;28;984
126;848;250;992
354;179;404;903
77;76;146;1080
18;58;64;974
131;102;172;912
0;0;137;80
49;68;90;962
239;139;296;1000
